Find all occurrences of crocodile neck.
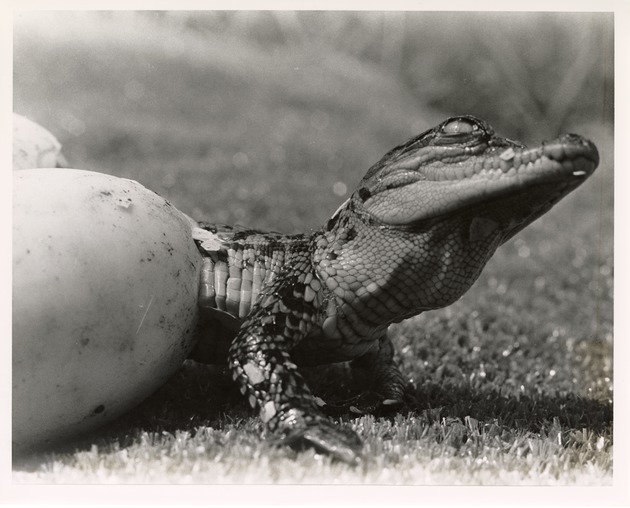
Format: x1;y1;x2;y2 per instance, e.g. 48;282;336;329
312;205;499;329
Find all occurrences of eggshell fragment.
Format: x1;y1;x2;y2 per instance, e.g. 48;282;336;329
13;169;203;452
12;113;67;169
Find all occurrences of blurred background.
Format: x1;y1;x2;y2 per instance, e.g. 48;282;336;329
13;10;613;233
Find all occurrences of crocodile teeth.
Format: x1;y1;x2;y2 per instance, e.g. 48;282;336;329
512;153;522;168
545;144;565;160
499;158;512;172
499;147;516;161
521;150;531;164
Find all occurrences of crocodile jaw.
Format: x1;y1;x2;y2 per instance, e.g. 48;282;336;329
360;133;598;229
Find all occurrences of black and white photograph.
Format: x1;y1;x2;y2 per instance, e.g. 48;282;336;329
5;3;624;502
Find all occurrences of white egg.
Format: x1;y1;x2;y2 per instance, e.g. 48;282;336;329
13;168;203;452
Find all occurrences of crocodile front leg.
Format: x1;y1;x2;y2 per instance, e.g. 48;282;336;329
227;254;363;463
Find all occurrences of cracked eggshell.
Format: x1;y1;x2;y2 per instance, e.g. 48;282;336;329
12;168;203;452
13;113;66;169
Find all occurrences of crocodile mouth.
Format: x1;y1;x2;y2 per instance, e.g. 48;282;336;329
386;134;597;185
362;133;599;227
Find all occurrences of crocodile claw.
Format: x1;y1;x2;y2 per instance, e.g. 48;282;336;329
278;418;363;464
321;391;403;416
321;384;418;417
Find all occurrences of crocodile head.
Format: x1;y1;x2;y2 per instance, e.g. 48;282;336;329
349;115;599;244
319;115;600;317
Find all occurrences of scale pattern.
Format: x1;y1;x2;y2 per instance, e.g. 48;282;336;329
192;115;599;463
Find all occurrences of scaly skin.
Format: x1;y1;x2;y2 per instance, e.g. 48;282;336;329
190;115;599;463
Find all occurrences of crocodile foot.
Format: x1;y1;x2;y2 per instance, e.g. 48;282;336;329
321;391;405;416
274;415;363;464
321;384;417;417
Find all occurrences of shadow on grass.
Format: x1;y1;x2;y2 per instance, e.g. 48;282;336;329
410;382;612;435
13;359;612;471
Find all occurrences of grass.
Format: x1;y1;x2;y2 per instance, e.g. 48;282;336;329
11;11;613;485
10;413;612;485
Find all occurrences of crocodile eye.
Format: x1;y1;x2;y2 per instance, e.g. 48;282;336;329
441;118;479;136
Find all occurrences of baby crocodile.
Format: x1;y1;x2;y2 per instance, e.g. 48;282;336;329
190;115;599;463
